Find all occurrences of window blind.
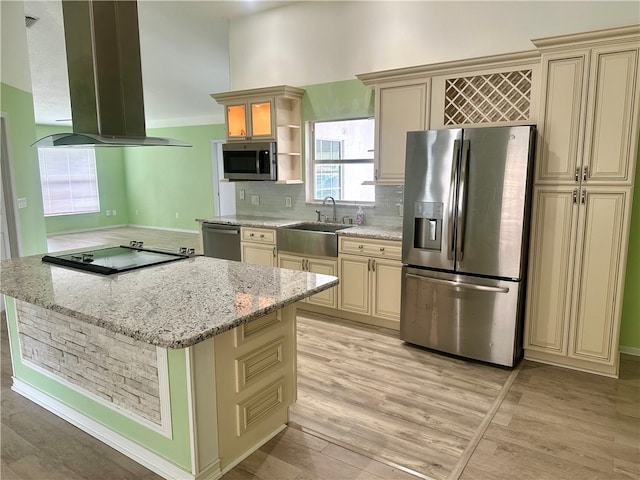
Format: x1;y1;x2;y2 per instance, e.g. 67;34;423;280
38;148;100;216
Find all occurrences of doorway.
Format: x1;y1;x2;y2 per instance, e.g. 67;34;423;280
211;141;235;217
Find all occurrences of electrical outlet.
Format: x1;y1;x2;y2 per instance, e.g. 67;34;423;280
106;210;112;216
175;212;180;219
251;195;260;206
112;209;117;216
285;196;292;208
135;209;139;215
17;198;27;209
239;189;245;200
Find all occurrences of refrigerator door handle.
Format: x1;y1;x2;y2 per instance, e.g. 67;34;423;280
405;273;510;293
447;139;461;260
456;140;470;262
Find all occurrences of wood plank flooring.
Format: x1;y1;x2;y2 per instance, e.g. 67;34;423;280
1;227;637;479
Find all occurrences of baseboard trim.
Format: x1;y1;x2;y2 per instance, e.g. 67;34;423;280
11;379;222;480
619;345;640;356
47;224;129;236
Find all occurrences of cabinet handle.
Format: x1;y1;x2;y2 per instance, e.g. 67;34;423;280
575;167;580;183
367;259;371;271
583;166;589;183
371;259;376;272
260;234;265;238
358;244;364;249
581;190;586;204
374;168;378;181
273;247;276;258
379;247;385;252
573;189;578;204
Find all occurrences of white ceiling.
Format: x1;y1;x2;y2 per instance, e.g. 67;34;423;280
23;1;293;128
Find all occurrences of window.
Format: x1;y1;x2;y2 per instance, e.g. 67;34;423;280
309;118;375;202
38;148;100;216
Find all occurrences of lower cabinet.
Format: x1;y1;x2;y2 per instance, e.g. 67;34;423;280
524;185;633;376
241;227;277;266
213;307;296;470
338;237;403;328
278;252;338;308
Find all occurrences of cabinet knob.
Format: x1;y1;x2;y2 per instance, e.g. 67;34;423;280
358;245;363;249
380;247;385;252
260;234;265;238
250;233;254;237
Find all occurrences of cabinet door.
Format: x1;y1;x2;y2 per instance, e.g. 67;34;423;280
249;100;274;139
535;51;589;183
524;186;579;355
227;104;248;139
242;243;276;266
582;46;639;184
306;257;338;308
371;258;402;322
278;253;304;272
376;82;428;184
338;254;370;314
569;187;631;363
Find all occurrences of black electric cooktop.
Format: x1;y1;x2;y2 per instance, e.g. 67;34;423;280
42;243;195;275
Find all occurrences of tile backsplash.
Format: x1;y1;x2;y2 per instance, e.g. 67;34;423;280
232;182;404;227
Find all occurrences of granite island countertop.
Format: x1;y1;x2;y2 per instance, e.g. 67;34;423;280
0;254;337;349
197;215;403;241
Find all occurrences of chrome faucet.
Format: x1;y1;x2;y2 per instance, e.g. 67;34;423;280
322;196;337;222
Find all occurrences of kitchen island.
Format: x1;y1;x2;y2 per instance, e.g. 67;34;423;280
0;253;337;480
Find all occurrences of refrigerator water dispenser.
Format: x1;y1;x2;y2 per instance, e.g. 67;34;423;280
414;202;443;251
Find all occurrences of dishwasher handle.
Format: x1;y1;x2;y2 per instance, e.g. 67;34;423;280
202;224;240;235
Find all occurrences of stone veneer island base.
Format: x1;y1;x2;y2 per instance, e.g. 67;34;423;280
1;253;337;480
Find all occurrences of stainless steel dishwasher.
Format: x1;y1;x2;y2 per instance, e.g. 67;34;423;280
201;223;241;261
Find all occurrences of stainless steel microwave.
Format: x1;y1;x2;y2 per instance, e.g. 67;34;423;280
222;142;277;181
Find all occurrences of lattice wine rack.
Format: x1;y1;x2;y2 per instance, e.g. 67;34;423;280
444;70;532;125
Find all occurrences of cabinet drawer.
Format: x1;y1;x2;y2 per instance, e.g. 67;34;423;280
339;237;402;260
241;227;276;244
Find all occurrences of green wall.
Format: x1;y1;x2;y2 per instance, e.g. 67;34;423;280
620;151;640;351
0;83;48;255
302;79;375;121
35;124;130;234
124;124;225;231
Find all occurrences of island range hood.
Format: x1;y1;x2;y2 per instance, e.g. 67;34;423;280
32;0;190;148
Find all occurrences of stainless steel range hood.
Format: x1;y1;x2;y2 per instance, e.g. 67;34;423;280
32;1;190;148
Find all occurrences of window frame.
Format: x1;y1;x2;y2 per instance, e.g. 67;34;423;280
306;117;375;204
38;147;101;217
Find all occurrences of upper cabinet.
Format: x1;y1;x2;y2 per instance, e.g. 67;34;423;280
226;99;274;140
533;32;640;185
372;81;429;184
211;86;305;183
357;51;540;185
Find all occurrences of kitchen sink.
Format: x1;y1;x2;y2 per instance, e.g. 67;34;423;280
277;222;348;257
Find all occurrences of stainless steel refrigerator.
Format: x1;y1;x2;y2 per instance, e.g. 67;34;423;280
400;126;535;367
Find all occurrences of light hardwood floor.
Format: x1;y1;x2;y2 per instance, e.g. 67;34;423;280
1;227;638;480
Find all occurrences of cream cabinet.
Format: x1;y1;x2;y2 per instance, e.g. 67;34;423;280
525;185;632;376
278;252;338;308
241;227;277;267
525;26;639;377
211;86;305;183
372;81;429;184
214;307;296;470
224;99;275;141
535;42;639;185
338;237;402;327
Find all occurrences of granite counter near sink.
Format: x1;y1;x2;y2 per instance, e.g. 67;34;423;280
197;215;403;241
